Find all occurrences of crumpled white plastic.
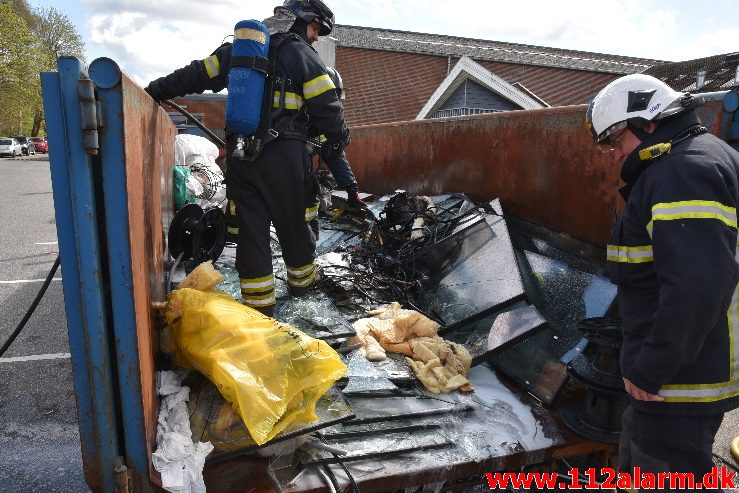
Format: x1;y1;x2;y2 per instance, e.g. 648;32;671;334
174;134;226;208
152;370;214;493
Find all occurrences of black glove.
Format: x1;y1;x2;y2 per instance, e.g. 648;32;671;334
346;188;366;208
144;80;165;103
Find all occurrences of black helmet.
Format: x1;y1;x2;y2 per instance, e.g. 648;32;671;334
281;0;334;36
326;67;344;99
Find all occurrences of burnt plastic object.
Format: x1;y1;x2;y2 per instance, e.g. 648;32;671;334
562;389;627;444
563;317;627;444
168;203;227;263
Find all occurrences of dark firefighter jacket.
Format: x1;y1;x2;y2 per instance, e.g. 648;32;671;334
607;109;739;415
145;31;349;148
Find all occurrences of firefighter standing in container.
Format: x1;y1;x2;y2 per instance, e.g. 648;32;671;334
587;74;739;489
145;0;349;316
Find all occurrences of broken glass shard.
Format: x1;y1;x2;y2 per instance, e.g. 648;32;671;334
413;199;525;326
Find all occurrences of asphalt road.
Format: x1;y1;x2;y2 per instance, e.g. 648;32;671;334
0;153;736;492
0;153;89;492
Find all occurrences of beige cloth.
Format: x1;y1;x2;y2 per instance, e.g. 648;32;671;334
351;302;472;393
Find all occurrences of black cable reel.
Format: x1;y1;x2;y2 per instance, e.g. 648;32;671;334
168;203;227;264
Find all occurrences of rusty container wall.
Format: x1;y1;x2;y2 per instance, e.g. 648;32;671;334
346;101;725;246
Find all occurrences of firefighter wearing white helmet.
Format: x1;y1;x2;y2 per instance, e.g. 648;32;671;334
586;73;691;145
589;73;739;484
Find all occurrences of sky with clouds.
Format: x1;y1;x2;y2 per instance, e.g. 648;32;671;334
42;0;739;87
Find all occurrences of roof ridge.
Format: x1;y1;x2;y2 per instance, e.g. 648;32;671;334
334;24;665;66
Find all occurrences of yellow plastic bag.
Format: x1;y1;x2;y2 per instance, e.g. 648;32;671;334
165;288;347;445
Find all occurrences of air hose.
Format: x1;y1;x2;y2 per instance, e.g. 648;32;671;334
0;255;60;358
1;101;221;358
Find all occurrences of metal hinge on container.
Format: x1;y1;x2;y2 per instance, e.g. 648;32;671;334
78;75;101;155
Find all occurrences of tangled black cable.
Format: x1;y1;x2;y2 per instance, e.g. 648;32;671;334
319;194;494;325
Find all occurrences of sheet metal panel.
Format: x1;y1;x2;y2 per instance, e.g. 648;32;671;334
41;57;121;493
347;101;725;246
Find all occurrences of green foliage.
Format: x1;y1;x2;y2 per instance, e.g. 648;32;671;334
0;0;86;136
0;2;36;135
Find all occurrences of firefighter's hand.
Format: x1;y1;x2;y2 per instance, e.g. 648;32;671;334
144;80;164;104
346;188;366;208
623;377;664;402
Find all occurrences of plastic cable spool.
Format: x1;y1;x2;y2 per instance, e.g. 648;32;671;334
168;204;227;263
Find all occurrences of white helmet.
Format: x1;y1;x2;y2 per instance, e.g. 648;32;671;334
586;74;690;143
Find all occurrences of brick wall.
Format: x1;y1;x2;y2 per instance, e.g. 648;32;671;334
171;97;226;134
336;46;620;126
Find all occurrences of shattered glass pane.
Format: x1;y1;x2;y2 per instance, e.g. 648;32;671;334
343;395;473;425
490;250;617;404
275;298;356;341
212;251;241;300
299;429;453;466
443;304;548;366
342;352;398;394
413;199;525;326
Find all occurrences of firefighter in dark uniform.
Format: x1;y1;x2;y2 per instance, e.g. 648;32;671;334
306;66;365;238
587;74;739;491
145;0;349;317
314;67;363;204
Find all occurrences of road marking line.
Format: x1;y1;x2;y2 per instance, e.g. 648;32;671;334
35;241;58;245
0;278;62;284
0;353;71;363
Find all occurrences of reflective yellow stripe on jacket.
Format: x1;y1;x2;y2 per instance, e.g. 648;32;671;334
606;245;654;263
646;200;738;237
273;91;303;110
203;55;220;78
303;74;335;99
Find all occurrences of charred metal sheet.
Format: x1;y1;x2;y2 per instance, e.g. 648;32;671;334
347;101;726;246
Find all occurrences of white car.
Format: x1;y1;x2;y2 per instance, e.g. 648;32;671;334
0;137;22;157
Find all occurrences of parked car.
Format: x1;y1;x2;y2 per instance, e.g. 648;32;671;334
30;136;48;154
14;136;35;155
0;137;23;157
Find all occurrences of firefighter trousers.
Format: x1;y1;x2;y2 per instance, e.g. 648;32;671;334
619;405;724;492
226;138;317;313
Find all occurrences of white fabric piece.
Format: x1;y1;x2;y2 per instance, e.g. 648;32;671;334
174;134;219;165
174;134;226;208
152;371;214;493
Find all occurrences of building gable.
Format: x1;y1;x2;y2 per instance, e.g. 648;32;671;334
417;57;545;119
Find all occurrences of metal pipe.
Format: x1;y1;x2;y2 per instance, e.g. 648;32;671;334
695;90;731;103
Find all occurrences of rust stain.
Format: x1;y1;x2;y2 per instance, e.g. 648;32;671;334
121;75;176;485
347;101;725;246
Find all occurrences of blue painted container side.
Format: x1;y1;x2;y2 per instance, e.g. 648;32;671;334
41;57;121;492
88;57;151;487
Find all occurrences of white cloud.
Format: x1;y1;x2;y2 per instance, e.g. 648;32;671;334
77;0;734;86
